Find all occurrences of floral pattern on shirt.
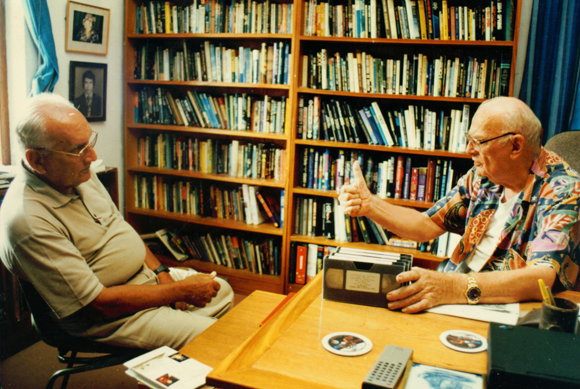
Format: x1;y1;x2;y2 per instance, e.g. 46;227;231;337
426;148;580;290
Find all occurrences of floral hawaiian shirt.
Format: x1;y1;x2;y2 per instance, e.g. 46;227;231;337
426;148;580;290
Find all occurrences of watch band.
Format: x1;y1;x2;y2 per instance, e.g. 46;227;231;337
153;264;170;275
465;274;482;305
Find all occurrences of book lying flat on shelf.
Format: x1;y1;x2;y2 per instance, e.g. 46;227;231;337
124;346;212;389
141;229;189;262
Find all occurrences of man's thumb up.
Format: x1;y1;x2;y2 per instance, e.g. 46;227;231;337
352;160;366;187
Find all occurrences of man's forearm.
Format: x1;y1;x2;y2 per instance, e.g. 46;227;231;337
474;265;558;304
387;265;559;313
86;273;219;321
143;243;174;284
366;195;445;242
87;282;187;320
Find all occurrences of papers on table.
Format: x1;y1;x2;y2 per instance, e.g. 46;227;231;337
426;303;520;325
124;346;212;389
404;363;483;389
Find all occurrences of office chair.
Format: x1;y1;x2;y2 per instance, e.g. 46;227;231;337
545;131;580;173
18;279;147;389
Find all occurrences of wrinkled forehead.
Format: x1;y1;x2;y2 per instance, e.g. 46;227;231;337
41;105;92;145
469;108;503;137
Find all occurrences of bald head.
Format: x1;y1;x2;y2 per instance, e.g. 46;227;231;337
16;93;80;152
472;97;542;155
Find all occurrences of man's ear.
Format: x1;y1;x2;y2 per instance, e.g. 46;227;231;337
510;134;526;159
25;149;47;175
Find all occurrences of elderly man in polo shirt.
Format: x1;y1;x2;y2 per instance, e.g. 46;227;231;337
339;97;580;312
0;93;233;350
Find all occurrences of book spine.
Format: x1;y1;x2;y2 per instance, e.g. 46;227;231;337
394;155;405;199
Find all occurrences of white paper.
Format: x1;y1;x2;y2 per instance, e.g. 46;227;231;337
426;303;520;325
124;346;212;389
405;363;483;389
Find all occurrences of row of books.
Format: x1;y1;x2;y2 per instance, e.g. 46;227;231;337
375;155;456;202
135;40;291;85
137;135;286;181
304;0;515;41
299;145;458;200
288;243;336;284
144;228;281;275
136;0;293;35
287;236;464;285
135;176;284;228
299;96;470;152
294;195;423;248
302;49;511;99
135;87;290;135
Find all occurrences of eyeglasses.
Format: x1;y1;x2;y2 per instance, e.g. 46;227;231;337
37;130;98;160
465;132;516;150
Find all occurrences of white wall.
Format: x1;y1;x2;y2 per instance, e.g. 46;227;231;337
6;0;127;211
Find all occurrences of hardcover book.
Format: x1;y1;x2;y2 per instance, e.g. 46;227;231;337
125;346;212;389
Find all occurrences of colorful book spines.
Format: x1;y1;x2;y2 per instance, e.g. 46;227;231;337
297;149;455;204
302;49;509;99
137;1;292;35
133;41;290;85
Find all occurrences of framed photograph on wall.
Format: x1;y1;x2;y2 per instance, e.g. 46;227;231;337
65;1;110;55
69;61;107;122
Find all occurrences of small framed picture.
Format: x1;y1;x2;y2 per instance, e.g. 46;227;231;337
65;1;110;55
69;61;107;122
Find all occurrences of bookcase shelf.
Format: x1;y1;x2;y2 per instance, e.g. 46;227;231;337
297;88;489;103
294;139;472;158
292;187;435;208
127;207;284;236
127;33;293;40
291;234;443;262
299;36;517;47
124;0;521;296
128;80;291;91
127;166;286;188
127;124;290;141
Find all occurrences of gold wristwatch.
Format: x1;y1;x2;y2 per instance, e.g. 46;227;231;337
464;274;481;304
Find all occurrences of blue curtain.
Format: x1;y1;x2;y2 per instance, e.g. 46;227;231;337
21;0;59;95
571;65;580;130
519;0;580;143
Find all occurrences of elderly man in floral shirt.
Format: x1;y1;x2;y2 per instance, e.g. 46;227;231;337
339;97;580;313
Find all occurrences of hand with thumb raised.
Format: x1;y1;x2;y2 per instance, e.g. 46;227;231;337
338;160;372;217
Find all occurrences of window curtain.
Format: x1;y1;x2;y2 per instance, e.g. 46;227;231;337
571;65;580;130
22;0;59;95
518;0;580;143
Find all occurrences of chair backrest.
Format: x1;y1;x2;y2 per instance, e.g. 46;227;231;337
545;131;580;174
18;280;82;349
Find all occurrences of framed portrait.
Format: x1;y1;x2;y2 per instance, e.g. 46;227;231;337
69;61;107;122
65;1;110;55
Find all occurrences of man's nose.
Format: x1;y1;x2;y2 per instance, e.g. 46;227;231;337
84;145;98;162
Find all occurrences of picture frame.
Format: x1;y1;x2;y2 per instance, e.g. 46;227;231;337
65;1;110;55
69;61;107;122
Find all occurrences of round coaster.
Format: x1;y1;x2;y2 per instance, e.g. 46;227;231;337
439;329;487;353
321;332;373;356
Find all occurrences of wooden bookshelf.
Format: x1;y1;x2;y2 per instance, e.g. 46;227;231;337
123;1;521;295
123;0;297;295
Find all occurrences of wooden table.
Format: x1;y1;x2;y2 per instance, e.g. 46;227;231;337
189;273;580;389
179;290;286;371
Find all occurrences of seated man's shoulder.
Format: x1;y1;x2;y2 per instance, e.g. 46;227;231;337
1;177;60;232
543;166;580;194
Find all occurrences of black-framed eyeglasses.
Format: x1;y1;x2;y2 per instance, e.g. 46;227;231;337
36;130;98;160
465;132;516;149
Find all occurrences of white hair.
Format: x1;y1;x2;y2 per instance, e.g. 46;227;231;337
16;93;76;151
478;97;542;153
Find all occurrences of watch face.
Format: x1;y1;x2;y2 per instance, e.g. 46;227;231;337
467;287;481;301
